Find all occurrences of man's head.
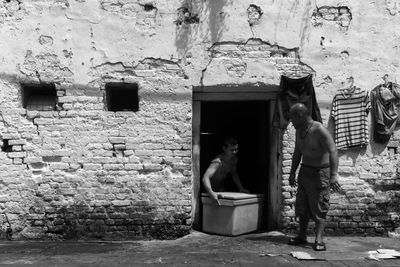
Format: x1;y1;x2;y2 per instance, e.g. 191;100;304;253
289;103;311;129
222;137;238;158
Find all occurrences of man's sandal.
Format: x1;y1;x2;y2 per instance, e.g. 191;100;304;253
288;236;307;245
313;242;326;251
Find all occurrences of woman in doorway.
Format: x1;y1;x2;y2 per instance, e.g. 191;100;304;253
202;137;250;205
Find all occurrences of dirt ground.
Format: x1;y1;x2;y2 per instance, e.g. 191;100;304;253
0;231;399;266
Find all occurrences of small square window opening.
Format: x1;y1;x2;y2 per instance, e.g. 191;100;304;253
105;83;139;112
21;83;57;111
1;139;12;152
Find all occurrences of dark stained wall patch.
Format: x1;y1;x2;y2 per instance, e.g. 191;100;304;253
175;6;199;25
247;4;263;26
143;3;156;12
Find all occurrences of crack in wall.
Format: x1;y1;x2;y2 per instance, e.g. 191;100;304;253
18;51;74;84
65;12;103;24
100;0;159;24
386;0;400;15
91;57;186;79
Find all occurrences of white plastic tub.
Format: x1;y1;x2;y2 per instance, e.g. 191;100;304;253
201;192;264;236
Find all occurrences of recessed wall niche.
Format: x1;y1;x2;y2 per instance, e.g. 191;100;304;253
105;83;139;112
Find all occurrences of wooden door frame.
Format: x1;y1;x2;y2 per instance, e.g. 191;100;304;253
191;84;282;231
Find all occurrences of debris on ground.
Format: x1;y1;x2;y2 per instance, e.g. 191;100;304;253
264;231;285;237
377;249;400;256
367;249;400;261
143;257;166;264
290;251;325;260
259;253;282;257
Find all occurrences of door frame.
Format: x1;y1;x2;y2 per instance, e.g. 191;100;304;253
191;84;282;231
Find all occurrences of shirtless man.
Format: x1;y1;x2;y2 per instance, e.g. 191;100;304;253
288;103;340;251
202;137;249;205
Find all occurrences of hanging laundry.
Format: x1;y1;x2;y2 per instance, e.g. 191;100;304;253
370;74;400;143
273;74;322;129
331;77;370;150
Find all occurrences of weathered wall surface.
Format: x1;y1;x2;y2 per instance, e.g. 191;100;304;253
187;0;400;235
243;0;400;235
0;0;192;240
0;0;399;239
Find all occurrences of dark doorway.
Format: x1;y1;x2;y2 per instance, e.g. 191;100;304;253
192;85;281;232
200;101;270;196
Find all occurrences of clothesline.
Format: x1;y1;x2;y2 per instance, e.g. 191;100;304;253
274;74;400;150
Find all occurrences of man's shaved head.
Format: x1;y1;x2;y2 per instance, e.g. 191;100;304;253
289;103;311;129
290;103;310;116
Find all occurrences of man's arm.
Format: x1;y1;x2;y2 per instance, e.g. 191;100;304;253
289;136;302;187
319;125;340;191
202;162;221;205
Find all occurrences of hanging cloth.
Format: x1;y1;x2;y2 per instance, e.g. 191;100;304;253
331;87;370;150
273;74;322;129
370;82;400;143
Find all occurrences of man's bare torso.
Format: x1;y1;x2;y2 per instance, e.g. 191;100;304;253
210;154;237;191
297;122;330;167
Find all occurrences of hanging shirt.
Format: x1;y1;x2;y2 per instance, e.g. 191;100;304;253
370;82;400;143
331;87;371;150
273;74;322;129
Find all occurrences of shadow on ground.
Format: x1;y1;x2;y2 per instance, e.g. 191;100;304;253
0;241;139;255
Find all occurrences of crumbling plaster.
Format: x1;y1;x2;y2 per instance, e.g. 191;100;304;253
0;0;185;85
186;0;400;100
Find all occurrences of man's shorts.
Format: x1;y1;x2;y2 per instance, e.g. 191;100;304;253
295;164;330;222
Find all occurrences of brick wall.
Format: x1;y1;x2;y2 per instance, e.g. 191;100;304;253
0;56;192;240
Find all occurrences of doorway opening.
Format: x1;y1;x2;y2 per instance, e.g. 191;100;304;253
200;101;270;195
197;100;277;232
192;85;281;232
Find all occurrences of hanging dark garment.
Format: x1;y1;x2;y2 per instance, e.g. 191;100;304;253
273;74;322;129
370;82;400;143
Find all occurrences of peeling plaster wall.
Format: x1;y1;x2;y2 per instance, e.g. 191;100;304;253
0;0;191;240
185;0;400;236
0;0;399;239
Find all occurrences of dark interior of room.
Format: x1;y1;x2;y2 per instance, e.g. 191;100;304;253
200;101;270;194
